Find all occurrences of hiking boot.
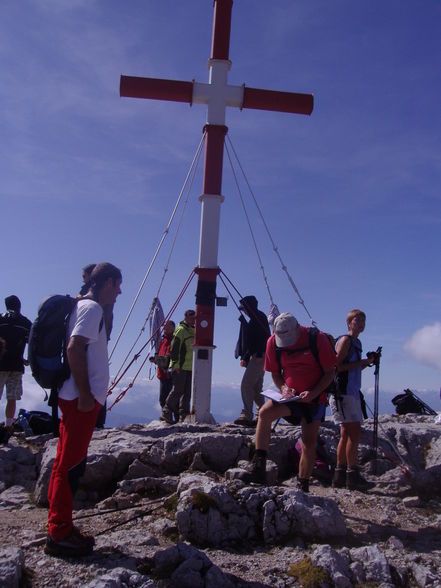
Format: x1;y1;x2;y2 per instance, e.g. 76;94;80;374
332;465;347;489
234;415;256;427
346;467;374;492
236;452;267;484
296;477;310;493
71;525;95;548
249;453;267;484
160;409;173;425
44;530;94;557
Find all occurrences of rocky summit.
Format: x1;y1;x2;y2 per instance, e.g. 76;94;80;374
1;414;441;587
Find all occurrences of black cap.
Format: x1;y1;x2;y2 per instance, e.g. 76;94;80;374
5;295;21;312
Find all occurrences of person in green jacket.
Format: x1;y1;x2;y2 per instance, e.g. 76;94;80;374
160;309;195;424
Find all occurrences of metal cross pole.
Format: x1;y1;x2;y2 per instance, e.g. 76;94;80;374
120;0;314;423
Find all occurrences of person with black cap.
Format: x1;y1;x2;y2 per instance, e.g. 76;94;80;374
45;262;122;557
234;295;271;427
0;295;32;431
160;309;195;424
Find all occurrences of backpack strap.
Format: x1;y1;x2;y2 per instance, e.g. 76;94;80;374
275;327;323;376
336;334;359;363
274;338;311;375
308;327;321;371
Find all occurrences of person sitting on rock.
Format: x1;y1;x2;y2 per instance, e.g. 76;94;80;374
330;309;376;491
245;312;336;492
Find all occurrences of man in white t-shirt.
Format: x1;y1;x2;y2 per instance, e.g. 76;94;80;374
45;262;122;558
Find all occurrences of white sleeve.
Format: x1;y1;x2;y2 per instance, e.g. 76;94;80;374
71;300;103;343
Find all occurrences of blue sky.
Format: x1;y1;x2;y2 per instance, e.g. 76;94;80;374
1;0;441;424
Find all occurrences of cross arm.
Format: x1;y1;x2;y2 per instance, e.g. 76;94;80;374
242;86;313;116
120;75;193;104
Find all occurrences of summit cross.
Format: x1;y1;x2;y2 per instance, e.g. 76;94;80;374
120;0;314;423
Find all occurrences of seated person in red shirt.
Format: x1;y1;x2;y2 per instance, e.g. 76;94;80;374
246;312;336;492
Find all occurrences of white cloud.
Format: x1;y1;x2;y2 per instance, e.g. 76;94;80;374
404;323;441;372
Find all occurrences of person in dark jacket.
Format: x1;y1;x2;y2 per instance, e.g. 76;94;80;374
0;295;32;430
234;296;270;427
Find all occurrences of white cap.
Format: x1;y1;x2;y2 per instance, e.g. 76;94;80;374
274;312;299;347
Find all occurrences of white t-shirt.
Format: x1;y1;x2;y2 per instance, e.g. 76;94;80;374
58;299;109;406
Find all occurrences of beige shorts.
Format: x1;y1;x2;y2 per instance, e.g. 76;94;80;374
0;372;23;401
329;393;363;424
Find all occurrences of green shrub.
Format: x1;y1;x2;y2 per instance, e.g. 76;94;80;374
287;557;331;588
191;491;218;513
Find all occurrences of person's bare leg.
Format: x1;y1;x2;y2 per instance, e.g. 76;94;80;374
255;400;291;451
344;421;361;467
299;419;321;479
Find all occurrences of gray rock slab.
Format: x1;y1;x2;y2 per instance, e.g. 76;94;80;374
176;480;346;547
84;567;155;587
350;545;392;583
0;485;31;508
0;547;24;588
310;544;352;588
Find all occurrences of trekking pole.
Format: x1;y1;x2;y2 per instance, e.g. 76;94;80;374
372;346;382;473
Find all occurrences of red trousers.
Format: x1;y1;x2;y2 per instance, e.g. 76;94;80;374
47;398;101;540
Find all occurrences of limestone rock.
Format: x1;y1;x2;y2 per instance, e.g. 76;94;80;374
350;545;392;584
0;547;24;588
84;567;154;587
310;545;351;588
176;478;346;546
152;542;234;588
0;485;31;508
262;489;347;543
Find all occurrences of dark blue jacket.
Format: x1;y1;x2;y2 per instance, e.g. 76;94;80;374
235;296;270;364
0;311;32;373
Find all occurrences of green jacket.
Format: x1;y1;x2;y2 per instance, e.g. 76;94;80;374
169;320;194;371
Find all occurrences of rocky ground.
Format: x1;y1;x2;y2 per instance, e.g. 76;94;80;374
1;415;441;587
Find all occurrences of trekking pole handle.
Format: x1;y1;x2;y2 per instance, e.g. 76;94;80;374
367;346;382;374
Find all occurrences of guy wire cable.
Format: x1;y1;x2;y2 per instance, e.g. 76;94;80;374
225;141;275;306
226;135;317;327
107;270;196;409
110;132;205;381
109;131;206;361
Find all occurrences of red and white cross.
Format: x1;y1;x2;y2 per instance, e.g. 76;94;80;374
120;0;313;422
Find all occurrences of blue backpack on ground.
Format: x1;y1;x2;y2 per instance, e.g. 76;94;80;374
28;295;77;390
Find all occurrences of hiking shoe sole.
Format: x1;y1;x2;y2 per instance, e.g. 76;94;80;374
72;525;95;547
233;418;256;427
44;533;94;558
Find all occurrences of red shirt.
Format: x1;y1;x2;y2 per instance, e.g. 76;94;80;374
265;326;336;395
157;336;172;380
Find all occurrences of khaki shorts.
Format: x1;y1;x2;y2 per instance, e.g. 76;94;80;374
329;393;363;424
0;372;23;401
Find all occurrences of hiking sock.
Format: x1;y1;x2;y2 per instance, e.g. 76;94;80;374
297;477;310;493
346;467;372;491
250;449;267;484
254;449;267;460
